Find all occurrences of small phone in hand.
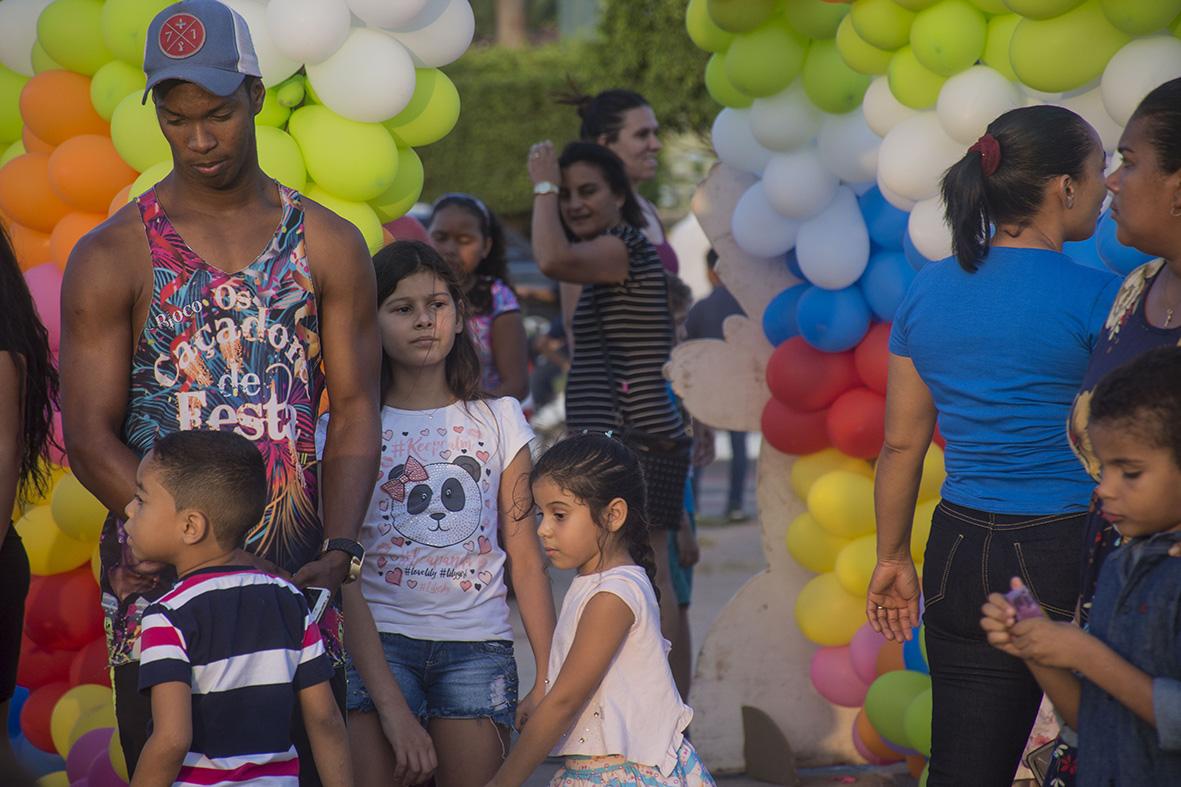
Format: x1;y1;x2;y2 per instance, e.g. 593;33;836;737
1005;584;1043;621
303;586;331;623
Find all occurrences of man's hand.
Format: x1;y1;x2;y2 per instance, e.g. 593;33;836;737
375;703;436;786
1011;618;1089;670
292;551;349;594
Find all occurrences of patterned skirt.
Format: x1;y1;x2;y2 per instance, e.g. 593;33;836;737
549;740;715;787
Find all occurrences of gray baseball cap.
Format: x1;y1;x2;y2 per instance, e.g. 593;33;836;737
142;0;261;103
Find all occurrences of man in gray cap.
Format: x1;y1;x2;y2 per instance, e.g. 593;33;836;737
60;2;381;783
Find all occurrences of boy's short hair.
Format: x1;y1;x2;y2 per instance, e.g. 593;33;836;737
149;431;267;550
1090;346;1181;468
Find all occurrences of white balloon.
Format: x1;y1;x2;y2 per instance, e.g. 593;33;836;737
732;182;801;259
386;0;474;68
862;76;919;138
879;182;916;212
795;186;870;291
266;0;352;65
908;196;952;262
348;0;429;29
0;0;51;76
306;28;416;123
749;81;821;152
711;108;774;176
1059;86;1122;152
762;148;838;220
877;112;964;204
217;0;301;86
818;109;880;184
1101;36;1181;128
936;66;1022;146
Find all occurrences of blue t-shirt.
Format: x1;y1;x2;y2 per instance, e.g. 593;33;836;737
889;247;1119;514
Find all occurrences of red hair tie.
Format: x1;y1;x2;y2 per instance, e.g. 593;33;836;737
968;133;1002;177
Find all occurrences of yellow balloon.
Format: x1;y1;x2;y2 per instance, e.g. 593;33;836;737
917;444;946;501
795;572;866;646
808;470;876;538
16;505;92;575
306;185;383;255
257;126;307;191
11;463;66;521
38;772;70;787
90;542;101;584
835;533;878;596
911;497;938;563
110;91;172;173
109;726;129;780
50;683;114;757
791;448;873;500
129;161;173;199
370;147;424;223
384;69;461;148
289;105;399;203
786;512;853;573
50;472;107;543
256;88;292;128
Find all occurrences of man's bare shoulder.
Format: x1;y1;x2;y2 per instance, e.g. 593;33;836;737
66;201;149;280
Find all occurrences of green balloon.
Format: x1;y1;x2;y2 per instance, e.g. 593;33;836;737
982;14;1019;81
686;0;735;53
257;126;306;191
129;160;173;198
307;185;384;255
864;671;932;751
785;0;849;39
0;141;25;168
902;688;933;756
0;65;28;145
275;76;307;109
256;89;292;128
726;19;808;98
894;0;939;10
705;52;754;108
836;15;893;75
30;43;63;75
851;0;916;51
101;0;172;66
384;69;461;148
919;624;927;665
370;148;425;223
288;105;399;203
110;91;171;173
707;0;779;33
919;763;929;787
1002;0;1083;19
968;0;1009;11
887;46;946;109
37;0;114;76
1101;0;1181;35
1010;0;1130;93
90;60;146;122
803;39;871;114
910;0;987;77
1173;13;1181;36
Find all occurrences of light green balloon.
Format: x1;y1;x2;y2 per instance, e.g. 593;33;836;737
919;764;929;787
851;0;916;51
370;148;424;223
288;105;399;203
910;0;987;77
887;46;947;109
257;126;306;191
31;43;63;75
725;19;808;98
384;69;461;148
785;0;849;39
803;38;871;114
686;0;735;53
1002;0;1083;20
0;141;25;168
894;0;939;10
968;0;1008;12
864;671;931;751
1173;13;1181;37
110;91;172;173
902;688;933;756
836;15;893;75
275;76;307;109
707;0;779;33
102;0;172;66
705;52;753;108
1010;0;1131;93
256;89;292;128
307;185;383;254
1100;0;1181;36
37;0;114;76
129;160;173;198
0;65;28;145
90;60;146;122
982;14;1019;81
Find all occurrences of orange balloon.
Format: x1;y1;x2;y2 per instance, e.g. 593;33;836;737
108;183;132;217
23;126;54;155
906;755;927;778
854;709;903;763
875;640;905;677
48;135;136;214
6;222;53;271
0;154;72;233
19;71;108;146
50;212;104;268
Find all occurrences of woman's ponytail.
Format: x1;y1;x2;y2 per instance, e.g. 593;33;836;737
941;147;994;273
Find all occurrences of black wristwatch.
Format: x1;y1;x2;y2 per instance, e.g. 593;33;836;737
320;538;365;584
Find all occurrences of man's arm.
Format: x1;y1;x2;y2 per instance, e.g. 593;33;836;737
130;682;191;787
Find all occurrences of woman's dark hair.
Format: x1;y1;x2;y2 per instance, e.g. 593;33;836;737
558;87;650;144
1090;346;1181;470
531;432;659;601
0;225;60;508
558;142;646;230
1128;77;1181;175
427;193;512;316
941;105;1099;273
373;240;482;403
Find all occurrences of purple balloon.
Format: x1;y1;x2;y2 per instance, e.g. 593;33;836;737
67;727;112;784
86;747;128;787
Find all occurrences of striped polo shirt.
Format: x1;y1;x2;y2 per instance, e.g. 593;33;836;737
138;566;331;786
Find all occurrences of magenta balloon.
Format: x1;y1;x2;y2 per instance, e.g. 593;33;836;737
850;622;887;685
86;748;128;787
66;727;112;784
810;645;871;708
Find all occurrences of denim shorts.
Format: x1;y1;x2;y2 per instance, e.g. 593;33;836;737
345;633;518;728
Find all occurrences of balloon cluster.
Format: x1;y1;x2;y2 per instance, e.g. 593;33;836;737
0;0;472;259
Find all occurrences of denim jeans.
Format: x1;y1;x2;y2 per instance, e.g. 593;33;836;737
922;501;1084;787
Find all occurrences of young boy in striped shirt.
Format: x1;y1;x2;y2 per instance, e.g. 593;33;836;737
123;430;352;787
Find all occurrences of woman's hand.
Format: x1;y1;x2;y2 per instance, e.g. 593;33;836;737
515;684;544;731
527;141;560;186
866;557;921;642
375;702;437;786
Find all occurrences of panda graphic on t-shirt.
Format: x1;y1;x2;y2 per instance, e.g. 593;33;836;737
381;454;483;548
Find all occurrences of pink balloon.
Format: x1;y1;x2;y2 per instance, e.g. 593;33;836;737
851;718;896;766
86;749;128;787
23;263;63;352
850;622;887;685
810;646;871;708
67;727;112;784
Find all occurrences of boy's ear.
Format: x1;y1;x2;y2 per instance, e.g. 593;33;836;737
605;497;628;533
179;509;211;546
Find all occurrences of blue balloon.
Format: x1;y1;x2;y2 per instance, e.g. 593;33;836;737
1062;237;1106;271
903;229;936;271
12;734;66;777
784;248;803;279
859;249;915;322
7;685;28;738
762;283;810;346
1096;210;1154;275
795;285;872;352
903;628;929;675
858;186;909;251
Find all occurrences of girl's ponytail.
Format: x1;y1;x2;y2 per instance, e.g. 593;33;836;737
624;522;661;604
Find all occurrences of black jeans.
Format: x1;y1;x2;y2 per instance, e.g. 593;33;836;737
921;501;1083;787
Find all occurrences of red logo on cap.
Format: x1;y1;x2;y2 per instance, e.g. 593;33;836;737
159;13;206;59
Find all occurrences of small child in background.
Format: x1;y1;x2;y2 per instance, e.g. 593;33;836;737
980;347;1181;785
487;433;715;787
126;430;350;787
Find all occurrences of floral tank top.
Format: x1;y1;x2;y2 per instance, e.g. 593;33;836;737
98;184;341;667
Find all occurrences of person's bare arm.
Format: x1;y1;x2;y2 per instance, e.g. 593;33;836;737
486;312;529;401
0;353;23;543
131;682;192;787
298;680;354;787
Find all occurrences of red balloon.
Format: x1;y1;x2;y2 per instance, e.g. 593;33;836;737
827;387;887;459
766;337;859;412
69;638;111;688
854;322;890;395
17;636;74;689
20;681;71;753
24;566;103;651
762;397;830;455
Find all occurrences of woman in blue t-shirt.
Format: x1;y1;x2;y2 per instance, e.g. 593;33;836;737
865;105;1119;787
